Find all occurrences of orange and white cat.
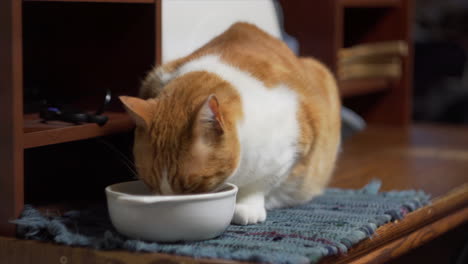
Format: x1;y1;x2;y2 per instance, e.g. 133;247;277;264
119;22;341;225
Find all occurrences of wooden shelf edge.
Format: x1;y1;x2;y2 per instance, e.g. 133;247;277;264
321;184;468;263
24;112;135;149
339;0;401;8
347;207;468;264
338;78;391;97
23;0;155;4
0;235;240;264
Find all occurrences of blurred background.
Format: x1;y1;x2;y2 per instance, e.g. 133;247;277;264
413;0;468;124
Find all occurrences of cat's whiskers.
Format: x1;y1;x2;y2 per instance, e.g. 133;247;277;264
97;138;139;179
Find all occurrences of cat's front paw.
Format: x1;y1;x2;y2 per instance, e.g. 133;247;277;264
232;203;267;225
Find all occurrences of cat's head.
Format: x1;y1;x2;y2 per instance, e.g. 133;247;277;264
119;93;240;195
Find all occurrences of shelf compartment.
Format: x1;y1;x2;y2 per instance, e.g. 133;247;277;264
22;2;155;112
339;78;391;97
24;0;154;3
24;112;134;149
343;7;403;48
339;0;401;8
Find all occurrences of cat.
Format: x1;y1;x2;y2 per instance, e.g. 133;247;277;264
119;22;341;225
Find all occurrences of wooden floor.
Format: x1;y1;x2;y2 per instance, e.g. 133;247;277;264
330;124;468;197
1;124;468;264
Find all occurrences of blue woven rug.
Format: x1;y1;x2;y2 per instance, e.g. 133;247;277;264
12;181;430;264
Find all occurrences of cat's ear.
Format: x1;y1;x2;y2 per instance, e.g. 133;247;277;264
196;94;225;136
119;96;154;130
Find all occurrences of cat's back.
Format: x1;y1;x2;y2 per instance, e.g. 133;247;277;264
215;23;340;132
197;22;306;87
194;23;338;108
156;22;334;98
153;22;340;138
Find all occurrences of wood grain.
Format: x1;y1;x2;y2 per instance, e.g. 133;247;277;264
321;184;468;263
385;221;468;264
279;0;341;72
155;0;162;65
323;124;468;262
23;112;134;149
0;236;245;264
0;0;24;236
360;0;413;125
329;125;468;197
348;207;468;264
338;78;391;97
341;5;413;125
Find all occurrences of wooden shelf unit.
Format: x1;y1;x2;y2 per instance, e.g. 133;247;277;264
280;0;412;125
0;0;162;236
338;78;391;97
23;112;134;149
1;0;412;237
20;0;158;146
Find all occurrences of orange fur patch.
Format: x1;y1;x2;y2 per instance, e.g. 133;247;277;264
127;22;340;198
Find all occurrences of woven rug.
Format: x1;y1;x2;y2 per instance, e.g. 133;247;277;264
12;181;430;264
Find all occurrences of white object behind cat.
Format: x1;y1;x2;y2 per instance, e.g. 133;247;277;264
162;0;281;63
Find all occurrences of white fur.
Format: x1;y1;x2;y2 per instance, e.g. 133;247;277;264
160;168;173;195
157;67;174;86
166;55;300;224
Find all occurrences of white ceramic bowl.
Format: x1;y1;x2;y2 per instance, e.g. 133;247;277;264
105;180;237;242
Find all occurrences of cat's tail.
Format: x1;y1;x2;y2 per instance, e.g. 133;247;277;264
139;59;186;99
139;67;167;99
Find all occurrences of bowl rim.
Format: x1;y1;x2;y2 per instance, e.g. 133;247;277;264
106;180;238;204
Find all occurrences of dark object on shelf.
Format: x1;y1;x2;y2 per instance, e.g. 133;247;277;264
40;106;88;124
39;89;112;126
